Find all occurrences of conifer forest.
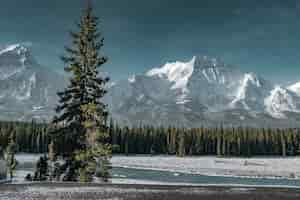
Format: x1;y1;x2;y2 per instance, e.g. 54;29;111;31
0;120;300;158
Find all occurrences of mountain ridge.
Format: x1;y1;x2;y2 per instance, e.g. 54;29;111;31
0;44;65;121
0;44;299;127
107;56;300;127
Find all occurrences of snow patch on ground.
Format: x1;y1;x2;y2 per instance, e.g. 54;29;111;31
15;153;42;164
12;154;300;186
111;156;300;180
13;154;43;183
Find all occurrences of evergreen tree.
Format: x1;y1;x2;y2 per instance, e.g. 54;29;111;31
33;155;48;181
75;103;111;182
50;1;110;182
4;132;18;181
177;131;186;157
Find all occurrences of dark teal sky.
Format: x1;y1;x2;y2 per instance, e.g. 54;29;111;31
0;0;300;84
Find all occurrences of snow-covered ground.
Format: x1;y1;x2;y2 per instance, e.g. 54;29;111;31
15;153;42;164
10;154;300;185
8;154;42;183
111;156;300;179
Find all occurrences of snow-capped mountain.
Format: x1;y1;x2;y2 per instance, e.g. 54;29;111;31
107;56;300;127
288;82;300;96
0;44;299;127
0;44;65;121
264;86;300;118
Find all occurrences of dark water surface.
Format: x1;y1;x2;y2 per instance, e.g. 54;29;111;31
113;167;300;187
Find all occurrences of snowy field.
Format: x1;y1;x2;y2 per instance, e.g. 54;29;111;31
12;154;42;183
10;154;300;185
112;156;300;179
15;153;42;164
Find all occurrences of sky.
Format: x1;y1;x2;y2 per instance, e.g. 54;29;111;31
0;0;300;84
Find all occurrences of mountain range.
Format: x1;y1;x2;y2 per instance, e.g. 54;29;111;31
1;43;300;127
0;44;65;121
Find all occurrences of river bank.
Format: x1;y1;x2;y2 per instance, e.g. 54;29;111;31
16;154;300;180
9;154;300;187
112;155;300;179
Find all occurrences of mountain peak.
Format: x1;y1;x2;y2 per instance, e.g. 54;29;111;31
243;73;261;87
264;86;299;118
288;82;300;96
146;57;194;91
0;43;36;81
0;43;30;56
193;55;225;69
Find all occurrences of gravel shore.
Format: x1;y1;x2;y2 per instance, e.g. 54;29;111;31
0;183;300;200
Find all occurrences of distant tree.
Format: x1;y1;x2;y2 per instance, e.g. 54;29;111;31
217;125;222;156
4;132;18;181
33;155;48;181
177;131;186;157
280;129;287;157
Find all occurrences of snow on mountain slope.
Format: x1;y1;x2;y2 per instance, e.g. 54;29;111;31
146;56;195;91
187;56;245;111
231;73;261;110
230;73;272;111
108;56;300;126
0;44;25;55
0;44;30;80
0;45;299;126
264;86;300;118
288;82;300;96
0;43;65;121
193;56;229;84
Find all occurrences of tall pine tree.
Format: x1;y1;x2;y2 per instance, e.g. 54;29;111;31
50;1;110;182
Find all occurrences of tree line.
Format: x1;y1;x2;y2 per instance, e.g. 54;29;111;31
1;120;300;158
109;123;300;157
0;121;49;154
